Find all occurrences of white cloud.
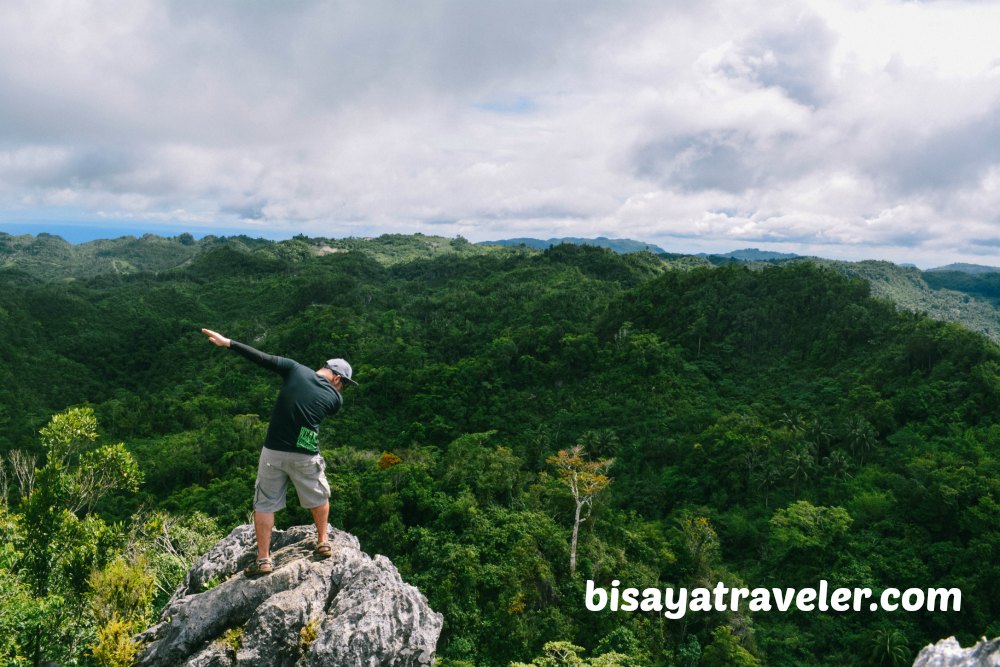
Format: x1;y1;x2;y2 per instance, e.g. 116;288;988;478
0;0;998;266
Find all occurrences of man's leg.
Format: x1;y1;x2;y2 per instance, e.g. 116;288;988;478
254;510;275;560
253;449;287;562
309;501;330;545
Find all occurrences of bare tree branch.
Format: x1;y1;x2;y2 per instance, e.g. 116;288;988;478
0;454;8;506
9;450;36;500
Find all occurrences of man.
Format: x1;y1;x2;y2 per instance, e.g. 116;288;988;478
201;328;357;576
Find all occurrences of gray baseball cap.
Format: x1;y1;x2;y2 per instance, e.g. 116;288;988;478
325;358;358;386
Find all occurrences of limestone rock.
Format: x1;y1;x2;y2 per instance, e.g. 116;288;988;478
136;524;442;667
912;637;1000;667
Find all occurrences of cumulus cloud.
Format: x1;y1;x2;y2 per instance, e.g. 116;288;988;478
0;0;998;266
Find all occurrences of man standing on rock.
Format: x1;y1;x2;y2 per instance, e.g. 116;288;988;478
201;328;357;576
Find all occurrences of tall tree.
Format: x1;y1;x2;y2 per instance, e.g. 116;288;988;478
547;445;614;576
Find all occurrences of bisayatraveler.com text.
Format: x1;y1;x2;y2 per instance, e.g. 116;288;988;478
585;580;962;619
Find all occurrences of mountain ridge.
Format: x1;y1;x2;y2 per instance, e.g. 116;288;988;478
479;235;667;254
6;230;1000;343
925;262;1000;274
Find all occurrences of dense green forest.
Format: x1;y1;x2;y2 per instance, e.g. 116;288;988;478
0;234;998;666
924;270;1000;308
5;229;1000;343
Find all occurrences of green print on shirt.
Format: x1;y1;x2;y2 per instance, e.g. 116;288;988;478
296;427;319;453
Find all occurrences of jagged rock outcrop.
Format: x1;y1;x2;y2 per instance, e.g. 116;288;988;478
136;524;443;667
912;637;1000;667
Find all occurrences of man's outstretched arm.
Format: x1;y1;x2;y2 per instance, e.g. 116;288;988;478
201;328;291;375
202;328;231;347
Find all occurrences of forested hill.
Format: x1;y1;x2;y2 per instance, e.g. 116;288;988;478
0;238;998;666
6;230;1000;344
0;231;510;280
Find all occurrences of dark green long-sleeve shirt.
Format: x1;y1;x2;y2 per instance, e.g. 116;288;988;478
230;341;342;454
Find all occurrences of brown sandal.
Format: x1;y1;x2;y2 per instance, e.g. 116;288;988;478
315;541;333;559
245;557;273;576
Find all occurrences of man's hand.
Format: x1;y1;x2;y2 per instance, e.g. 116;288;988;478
201;328;231;348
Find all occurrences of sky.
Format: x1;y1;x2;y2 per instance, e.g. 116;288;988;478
1;1;999;268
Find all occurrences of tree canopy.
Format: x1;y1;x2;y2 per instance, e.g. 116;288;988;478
0;235;997;666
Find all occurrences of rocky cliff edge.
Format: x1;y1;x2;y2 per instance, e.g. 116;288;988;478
912;636;1000;667
136;524;443;667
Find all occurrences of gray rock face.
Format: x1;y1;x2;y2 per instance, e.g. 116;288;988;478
136;525;443;667
913;637;1000;667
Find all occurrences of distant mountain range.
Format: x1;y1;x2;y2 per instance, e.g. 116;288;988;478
925;262;1000;274
481;239;804;263
5;229;1000;343
483;238;1000;274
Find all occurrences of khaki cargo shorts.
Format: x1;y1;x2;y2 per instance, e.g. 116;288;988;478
254;447;331;512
